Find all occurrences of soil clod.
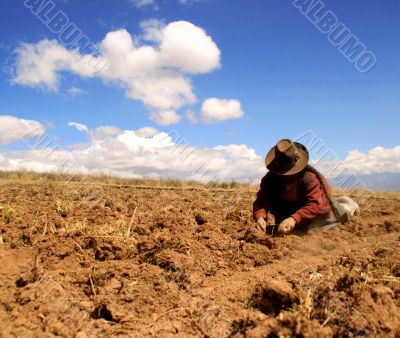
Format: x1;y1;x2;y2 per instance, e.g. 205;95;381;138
250;280;298;316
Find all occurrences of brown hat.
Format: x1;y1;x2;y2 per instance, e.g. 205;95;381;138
265;139;309;175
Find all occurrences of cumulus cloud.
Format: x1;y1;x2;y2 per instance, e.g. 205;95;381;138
91;126;122;140
13;21;221;125
135;126;160;137
0;115;46;145
150;110;182;125
214;144;259;161
0;118;399;183
311;145;400;181
12;40;100;91
0;123;264;182
201;98;245;123
159;22;220;73
116;130;175;151
338;146;400;175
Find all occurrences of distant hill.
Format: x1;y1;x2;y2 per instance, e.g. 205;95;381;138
330;172;400;192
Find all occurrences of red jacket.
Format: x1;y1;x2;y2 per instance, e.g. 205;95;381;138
253;170;332;225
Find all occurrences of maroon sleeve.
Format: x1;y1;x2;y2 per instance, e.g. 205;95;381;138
291;172;331;225
253;173;272;220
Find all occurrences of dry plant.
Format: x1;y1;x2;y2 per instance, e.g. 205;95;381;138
0;170;257;191
0;204;15;224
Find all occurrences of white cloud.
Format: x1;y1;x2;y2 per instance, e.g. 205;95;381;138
0;121;399;183
68;121;88;133
135;126;160;137
340;146;400;175
214;144;259;161
12;40;100;91
201;98;245;123
92;126;122;138
159;21;220;74
313;146;400;178
13;21;221;125
0;115;46;145
150;110;182;125
0;124;264;182
117;130;174;151
123;70;196;111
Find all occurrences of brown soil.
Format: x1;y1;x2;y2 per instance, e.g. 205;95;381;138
0;179;399;337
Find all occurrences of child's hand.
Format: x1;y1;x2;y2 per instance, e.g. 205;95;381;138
256;217;267;232
278;217;296;234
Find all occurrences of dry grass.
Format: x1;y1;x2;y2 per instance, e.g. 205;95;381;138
0;170;256;191
0;204;15;224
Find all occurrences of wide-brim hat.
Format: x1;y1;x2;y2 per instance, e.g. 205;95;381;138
265;139;309;175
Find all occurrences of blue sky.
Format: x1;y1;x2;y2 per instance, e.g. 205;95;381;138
0;0;399;182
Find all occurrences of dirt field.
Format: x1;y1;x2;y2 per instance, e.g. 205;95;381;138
0;175;399;337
